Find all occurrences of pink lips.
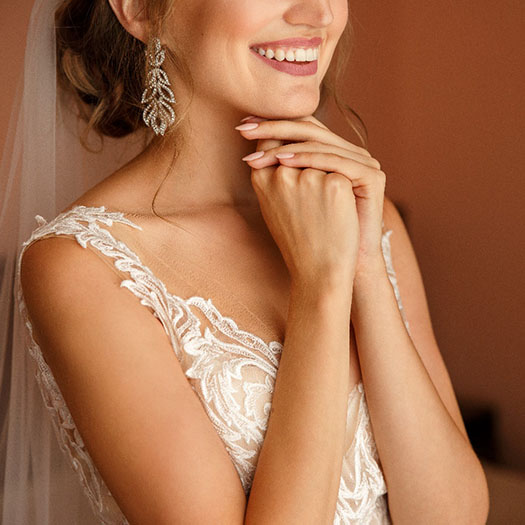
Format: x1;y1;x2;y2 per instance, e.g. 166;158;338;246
250;37;322;49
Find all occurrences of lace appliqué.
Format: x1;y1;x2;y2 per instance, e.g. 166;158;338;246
16;206;409;524
382;230;411;335
16;208;140;524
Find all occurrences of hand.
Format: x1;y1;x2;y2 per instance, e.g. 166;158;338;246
236;115;360;287
237;115;386;279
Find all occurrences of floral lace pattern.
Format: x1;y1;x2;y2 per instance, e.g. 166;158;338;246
16;205;411;524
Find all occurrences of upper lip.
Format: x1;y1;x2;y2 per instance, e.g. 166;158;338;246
250;37;322;49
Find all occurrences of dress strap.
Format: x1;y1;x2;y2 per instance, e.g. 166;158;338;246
17;205;195;361
381;229;411;334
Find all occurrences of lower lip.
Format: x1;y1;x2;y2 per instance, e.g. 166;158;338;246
249;48;318;76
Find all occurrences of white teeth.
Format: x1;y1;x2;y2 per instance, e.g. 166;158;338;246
253;46;319;63
274;49;286;61
295;49;306;62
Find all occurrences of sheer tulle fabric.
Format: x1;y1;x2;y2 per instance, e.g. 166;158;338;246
0;0;146;521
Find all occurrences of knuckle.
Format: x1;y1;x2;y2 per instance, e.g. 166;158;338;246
274;165;297;186
301;167;318;178
358;147;372;157
376;170;387;185
299;168;322;185
297;150;311;161
250;169;267;189
273;164;287;179
325;172;348;190
306;121;318;132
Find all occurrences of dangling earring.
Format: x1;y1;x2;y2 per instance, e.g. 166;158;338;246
141;37;176;136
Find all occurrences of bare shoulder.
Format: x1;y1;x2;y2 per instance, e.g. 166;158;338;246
19;235;247;523
20;235;132;350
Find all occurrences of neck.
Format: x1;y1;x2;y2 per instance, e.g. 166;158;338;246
138;97;264;213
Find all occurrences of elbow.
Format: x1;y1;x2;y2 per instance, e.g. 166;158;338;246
465;462;490;525
447;460;490;525
390;459;490;524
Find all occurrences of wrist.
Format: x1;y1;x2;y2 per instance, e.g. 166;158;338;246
354;255;388;285
290;272;354;308
351;256;391;318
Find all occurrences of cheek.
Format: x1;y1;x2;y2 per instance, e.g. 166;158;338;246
334;1;349;35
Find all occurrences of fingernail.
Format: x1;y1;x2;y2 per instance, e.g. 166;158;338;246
275;152;295;159
235;122;259;131
242;151;265;161
240;115;256;122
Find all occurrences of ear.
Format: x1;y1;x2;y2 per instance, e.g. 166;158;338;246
107;0;150;44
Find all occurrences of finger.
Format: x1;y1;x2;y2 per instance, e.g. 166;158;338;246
243;141;381;170
235;119;372;158
296;114;334;132
240;114;329;130
274;151;385;188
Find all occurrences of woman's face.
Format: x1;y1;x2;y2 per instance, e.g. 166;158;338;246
162;0;348;119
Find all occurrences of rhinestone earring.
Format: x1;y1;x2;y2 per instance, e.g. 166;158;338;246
141;37;176;136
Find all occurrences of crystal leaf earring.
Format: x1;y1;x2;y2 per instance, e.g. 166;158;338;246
141;37;176;136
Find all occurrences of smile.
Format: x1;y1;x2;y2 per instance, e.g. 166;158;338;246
249;47;318;76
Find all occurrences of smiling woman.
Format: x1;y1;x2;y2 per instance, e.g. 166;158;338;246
1;0;488;524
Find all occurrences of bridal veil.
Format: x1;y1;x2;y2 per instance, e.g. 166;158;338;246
0;0;148;521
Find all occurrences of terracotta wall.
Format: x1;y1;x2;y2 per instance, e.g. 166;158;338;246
328;0;524;469
2;1;524;470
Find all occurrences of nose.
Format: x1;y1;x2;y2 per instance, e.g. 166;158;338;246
284;0;335;27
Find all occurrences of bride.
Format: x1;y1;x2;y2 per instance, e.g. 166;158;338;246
1;0;489;523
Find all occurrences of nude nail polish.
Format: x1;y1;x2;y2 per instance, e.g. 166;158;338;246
242;151;265;161
235;123;259;131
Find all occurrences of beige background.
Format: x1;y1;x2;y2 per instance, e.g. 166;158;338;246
2;0;524;519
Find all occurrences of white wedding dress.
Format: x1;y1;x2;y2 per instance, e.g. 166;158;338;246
15;204;410;524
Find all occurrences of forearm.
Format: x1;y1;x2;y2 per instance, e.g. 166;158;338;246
245;277;353;525
351;257;489;524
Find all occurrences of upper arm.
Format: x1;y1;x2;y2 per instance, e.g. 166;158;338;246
382;197;470;441
20;236;246;525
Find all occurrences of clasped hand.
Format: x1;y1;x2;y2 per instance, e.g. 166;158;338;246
235;115;386;283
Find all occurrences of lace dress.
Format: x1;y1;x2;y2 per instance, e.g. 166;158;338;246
15;205;410;524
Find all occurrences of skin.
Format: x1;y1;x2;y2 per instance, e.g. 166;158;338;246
102;0;347;214
57;0;489;521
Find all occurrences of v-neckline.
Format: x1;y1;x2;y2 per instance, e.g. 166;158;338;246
65;204;286;351
57;204;364;398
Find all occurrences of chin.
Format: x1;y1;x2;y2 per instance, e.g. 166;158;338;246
257;100;320;121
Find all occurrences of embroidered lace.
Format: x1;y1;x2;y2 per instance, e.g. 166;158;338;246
16;205;410;524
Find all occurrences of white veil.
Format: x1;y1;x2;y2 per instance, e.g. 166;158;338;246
0;0;149;521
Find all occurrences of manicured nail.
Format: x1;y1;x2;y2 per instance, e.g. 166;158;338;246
235;122;259;130
242;151;265;161
240;115;256;122
275;152;295;159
